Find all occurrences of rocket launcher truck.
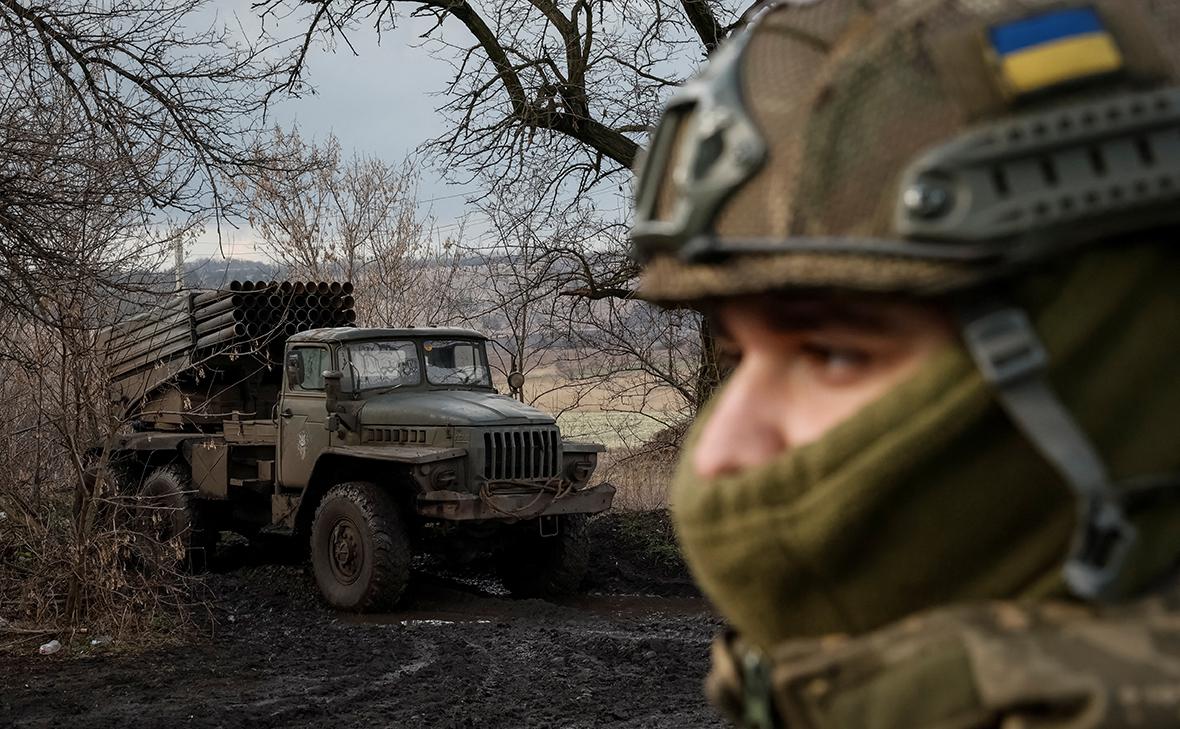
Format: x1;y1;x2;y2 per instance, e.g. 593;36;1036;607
99;280;612;610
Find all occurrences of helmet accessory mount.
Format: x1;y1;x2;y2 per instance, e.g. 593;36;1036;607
631;28;765;263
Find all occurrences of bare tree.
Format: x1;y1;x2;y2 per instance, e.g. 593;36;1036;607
0;0;303;638
451;177;699;455
562;294;702;429
458;187;584;406
260;0;754;406
235;127;468;326
264;0;749;188
0;0;305;325
362;222;469;328
0;158;197;638
237;128;374;281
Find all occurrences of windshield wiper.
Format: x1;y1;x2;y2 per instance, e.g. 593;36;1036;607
365;383;409;396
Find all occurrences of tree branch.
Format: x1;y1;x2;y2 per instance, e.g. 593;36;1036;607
678;0;724;53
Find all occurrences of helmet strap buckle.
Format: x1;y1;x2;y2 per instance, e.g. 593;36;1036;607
1066;497;1138;599
738;647;778;729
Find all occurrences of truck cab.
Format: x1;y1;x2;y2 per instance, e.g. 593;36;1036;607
276;327;609;524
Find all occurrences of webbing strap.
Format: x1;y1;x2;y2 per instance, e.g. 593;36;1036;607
959;306;1136;601
739;648;777;729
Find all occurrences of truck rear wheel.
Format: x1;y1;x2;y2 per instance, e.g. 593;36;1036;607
498;514;590;598
132;464;215;572
311;482;411;611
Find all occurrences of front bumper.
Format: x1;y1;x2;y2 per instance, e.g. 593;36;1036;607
416;481;616;521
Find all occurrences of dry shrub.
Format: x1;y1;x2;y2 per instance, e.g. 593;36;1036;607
0;314;206;655
598;422;686;511
0;447;208;655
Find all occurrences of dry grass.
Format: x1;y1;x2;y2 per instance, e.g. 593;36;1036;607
597;441;680;512
0;464;207;655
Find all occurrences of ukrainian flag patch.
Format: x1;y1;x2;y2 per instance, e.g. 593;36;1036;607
989;7;1123;96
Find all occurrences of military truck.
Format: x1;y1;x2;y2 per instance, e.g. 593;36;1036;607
99;281;612;610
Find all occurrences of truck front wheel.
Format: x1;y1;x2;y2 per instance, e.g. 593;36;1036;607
310;482;411;611
498;514;591;598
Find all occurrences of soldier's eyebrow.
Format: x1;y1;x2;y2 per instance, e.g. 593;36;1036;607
705;296;924;341
757;297;907;335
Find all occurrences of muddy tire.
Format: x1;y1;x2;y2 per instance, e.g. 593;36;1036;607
132;464;215;573
498;514;591;598
310;482;411;611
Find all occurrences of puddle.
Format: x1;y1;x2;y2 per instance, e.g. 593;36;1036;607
559;594;711;619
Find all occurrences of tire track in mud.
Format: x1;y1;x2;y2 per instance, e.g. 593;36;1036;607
2;567;726;729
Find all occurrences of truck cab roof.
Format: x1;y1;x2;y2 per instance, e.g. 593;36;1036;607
287;326;488;345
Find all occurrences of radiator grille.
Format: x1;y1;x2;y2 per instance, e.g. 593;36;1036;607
363;427;428;444
483;427;560;480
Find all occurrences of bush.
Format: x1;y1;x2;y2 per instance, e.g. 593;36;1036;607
0;459;204;654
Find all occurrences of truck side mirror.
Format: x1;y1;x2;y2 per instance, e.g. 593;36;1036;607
285;351;303;389
323;369;343;415
507;370;525;393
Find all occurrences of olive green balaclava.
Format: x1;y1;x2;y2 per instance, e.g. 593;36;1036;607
671;244;1180;650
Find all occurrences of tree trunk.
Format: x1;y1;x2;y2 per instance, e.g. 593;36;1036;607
694;315;730;412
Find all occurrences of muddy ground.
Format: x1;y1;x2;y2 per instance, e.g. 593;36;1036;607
1;513;726;728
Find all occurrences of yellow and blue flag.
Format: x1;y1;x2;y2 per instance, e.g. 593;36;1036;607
989;7;1124;96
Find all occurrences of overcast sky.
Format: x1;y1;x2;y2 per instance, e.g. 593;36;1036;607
192;4;474;259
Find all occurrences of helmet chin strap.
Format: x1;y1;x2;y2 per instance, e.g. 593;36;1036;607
957;303;1138;601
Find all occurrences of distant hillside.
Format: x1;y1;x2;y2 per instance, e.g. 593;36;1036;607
181;257;284;289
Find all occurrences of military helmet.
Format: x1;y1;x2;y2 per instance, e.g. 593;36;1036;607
632;0;1180;301
632;0;1180;603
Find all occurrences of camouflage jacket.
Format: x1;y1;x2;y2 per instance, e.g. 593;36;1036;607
707;594;1180;729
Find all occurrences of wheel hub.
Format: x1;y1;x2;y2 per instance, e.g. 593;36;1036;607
329;519;364;584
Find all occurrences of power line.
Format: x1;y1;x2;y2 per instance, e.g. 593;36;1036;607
418;190;475;204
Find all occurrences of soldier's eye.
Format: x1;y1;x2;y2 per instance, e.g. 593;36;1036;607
800;342;872;382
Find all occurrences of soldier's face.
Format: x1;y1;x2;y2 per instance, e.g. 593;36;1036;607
692;296;954;478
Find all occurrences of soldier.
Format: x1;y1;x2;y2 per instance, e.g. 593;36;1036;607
630;0;1180;726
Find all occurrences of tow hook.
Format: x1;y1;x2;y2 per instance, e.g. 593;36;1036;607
539;514;560;538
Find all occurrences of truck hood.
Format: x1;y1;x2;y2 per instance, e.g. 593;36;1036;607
359;390;555;427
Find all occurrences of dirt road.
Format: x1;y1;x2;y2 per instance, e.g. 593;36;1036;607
1;515;726;729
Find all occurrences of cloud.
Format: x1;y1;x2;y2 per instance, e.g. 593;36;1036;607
201;0;473;245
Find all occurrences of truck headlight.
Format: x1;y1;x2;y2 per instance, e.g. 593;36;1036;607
432;468;458;489
566;459;594;483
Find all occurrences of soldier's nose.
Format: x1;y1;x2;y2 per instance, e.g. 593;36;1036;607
692;360;789;478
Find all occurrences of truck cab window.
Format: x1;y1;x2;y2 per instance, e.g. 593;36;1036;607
424;340;492;386
346;340;420;390
291;347;328;391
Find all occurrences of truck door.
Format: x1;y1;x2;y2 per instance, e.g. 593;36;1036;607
278;344;333;490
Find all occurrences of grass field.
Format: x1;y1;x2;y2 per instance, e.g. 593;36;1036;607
514;351;688;445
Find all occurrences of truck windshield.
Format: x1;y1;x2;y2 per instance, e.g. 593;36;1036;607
346;340;421;390
423;339;492;387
